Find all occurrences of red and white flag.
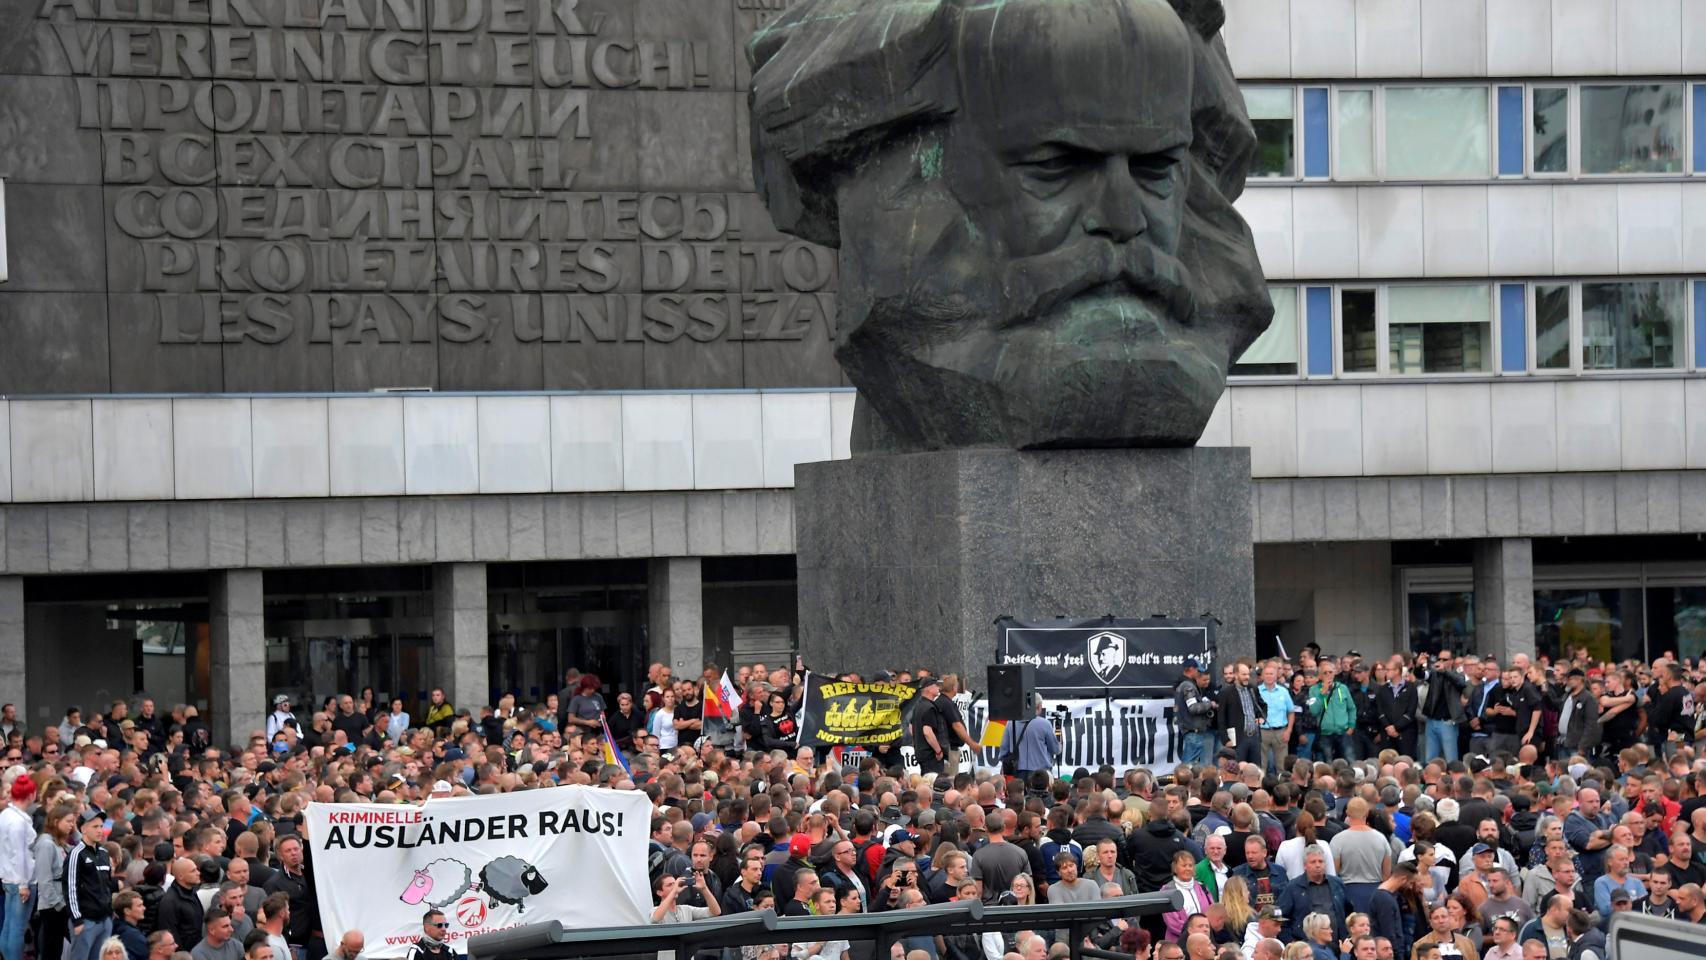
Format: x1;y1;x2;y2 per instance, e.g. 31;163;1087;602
704;670;744;719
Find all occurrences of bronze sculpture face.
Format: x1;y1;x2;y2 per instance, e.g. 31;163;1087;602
748;0;1272;453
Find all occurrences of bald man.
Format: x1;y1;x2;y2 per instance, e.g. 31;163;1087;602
157;858;206;952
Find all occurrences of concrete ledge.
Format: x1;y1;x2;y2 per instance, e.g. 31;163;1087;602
0;491;799;575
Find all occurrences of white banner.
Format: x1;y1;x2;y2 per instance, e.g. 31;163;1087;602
305;787;652;956
961;698;1186;775
846;697;1187;777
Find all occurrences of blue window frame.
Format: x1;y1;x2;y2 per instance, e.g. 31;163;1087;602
1306;286;1334;375
1303;87;1330;178
1500;284;1527;372
1694;281;1706;368
1497;86;1525;176
1695;85;1706;174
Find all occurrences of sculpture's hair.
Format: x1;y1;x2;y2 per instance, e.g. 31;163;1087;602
748;0;1251;247
748;0;1269;369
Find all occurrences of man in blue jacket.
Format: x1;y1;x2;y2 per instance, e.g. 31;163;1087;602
1276;846;1348;944
1231;834;1290;913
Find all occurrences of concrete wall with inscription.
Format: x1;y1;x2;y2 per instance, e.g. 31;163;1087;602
0;0;843;394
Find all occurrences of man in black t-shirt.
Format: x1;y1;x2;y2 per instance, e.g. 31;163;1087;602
911;678;950;776
936;676;975;775
1483;669;1537;757
673;682;704;750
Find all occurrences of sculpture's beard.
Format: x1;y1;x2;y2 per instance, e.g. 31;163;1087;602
843;234;1228;451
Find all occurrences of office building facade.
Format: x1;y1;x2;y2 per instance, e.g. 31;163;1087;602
0;0;1703;741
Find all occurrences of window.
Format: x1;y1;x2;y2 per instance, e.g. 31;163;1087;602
1233;286;1299;376
1336;89;1375;179
1535;284;1571;370
1580;280;1682;370
1497;87;1524;176
1579;84;1685;174
1340;288;1377;373
1646;586;1706;662
1383;86;1490;179
1244;87;1295;178
1534;587;1645;664
1386;285;1491;374
1408;592;1474;656
1532;86;1569;173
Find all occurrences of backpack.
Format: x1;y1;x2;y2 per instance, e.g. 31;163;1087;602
1037;837;1081;884
853;837;883;887
647;842;672;891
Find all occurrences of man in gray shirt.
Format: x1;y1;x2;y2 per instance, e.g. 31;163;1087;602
189;909;244;960
1046;853;1103;942
972;811;1033;903
1046;854;1102;904
1330;798;1392;915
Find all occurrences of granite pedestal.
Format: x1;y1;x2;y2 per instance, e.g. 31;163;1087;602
795;446;1254;679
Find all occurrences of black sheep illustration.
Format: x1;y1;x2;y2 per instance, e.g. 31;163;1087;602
479;856;549;912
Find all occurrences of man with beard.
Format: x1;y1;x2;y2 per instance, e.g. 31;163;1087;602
1232;833;1289;913
1554;670;1597;757
746;0;1272;453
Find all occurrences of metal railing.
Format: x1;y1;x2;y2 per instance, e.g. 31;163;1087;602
468;892;1183;960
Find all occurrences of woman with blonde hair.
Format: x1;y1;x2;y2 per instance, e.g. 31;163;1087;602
1302;913;1337;960
1120;804;1146;833
99;938;127;960
1007;873;1037;907
1220;876;1255;942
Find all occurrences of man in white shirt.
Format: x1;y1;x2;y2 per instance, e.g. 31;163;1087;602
266;697;298;741
0;774;37;960
1241;908;1286;960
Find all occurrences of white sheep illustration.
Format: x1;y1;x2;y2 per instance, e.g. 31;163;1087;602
398;858;474;909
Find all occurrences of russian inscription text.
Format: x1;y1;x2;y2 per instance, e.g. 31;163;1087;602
0;0;833;391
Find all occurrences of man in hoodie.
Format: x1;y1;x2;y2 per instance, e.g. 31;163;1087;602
1038;807;1081;885
1128;811;1192;893
1563;908;1605;960
1523;849;1583;917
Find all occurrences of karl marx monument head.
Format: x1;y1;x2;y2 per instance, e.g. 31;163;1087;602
748;0;1272;453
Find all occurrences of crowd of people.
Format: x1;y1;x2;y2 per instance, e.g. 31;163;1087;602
0;646;1699;960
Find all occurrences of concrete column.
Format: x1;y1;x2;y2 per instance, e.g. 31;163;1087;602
210;569;266;749
0;578;26;726
1473;538;1536;662
648;558;704;676
433;562;489;712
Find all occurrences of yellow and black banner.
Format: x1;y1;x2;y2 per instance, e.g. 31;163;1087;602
798;673;919;747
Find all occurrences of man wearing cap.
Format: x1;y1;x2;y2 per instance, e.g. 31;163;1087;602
0;773;34;960
771;833;817;910
1242;907;1286;960
1554;670;1597;757
265;698;297;741
1175;659;1217;766
1307;661;1358;763
910;678;951;778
